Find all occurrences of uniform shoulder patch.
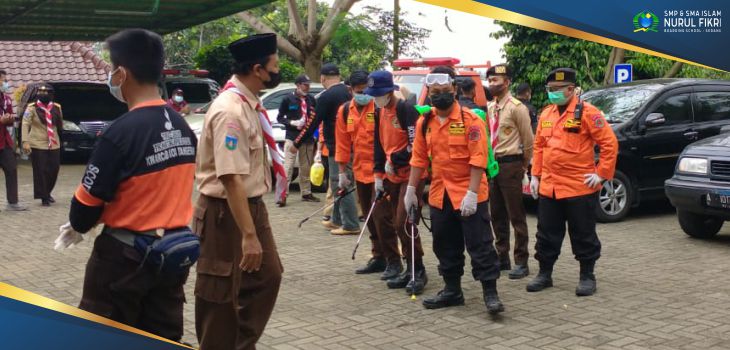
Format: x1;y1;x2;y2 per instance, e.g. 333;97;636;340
224;134;238;150
591;114;605;128
468;125;481;141
510;97;522;105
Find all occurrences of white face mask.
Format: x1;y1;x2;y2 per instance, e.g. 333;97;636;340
0;82;9;93
173;95;184;103
107;67;126;103
374;95;391;108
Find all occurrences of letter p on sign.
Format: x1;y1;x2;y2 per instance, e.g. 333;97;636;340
614;64;632;84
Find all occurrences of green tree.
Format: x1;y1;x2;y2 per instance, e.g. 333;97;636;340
491;22;730;108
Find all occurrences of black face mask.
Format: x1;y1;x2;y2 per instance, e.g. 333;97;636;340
430;92;455;110
38;95;52;104
263;70;282;89
488;84;505;96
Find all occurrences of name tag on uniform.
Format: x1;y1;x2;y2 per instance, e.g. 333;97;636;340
449;122;465;135
347;117;354;125
564;119;581;129
365;112;375;123
541;120;553;128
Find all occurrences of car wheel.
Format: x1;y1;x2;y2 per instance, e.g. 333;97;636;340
677;210;723;239
595;170;632;223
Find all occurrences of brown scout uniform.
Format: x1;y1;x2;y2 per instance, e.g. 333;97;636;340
487;92;534;268
194;75;283;350
21;101;63;202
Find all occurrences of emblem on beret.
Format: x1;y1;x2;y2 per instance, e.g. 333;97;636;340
495;66;506;74
556;72;565;81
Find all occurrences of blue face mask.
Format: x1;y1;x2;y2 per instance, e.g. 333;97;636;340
1;82;9;92
173;95;184;103
354;93;373;106
547;90;569;106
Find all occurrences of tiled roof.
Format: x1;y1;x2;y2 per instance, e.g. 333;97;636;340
0;41;111;91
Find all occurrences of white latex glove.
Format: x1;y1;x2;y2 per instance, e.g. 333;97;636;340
584;173;604;188
530;176;540;200
292;118;305;130
459;190;478;217
54;222;83;251
384;160;395;176
338;172;351;189
404;185;418;213
374;177;385;199
314;150;322;163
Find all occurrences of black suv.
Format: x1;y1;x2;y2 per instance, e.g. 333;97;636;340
665;132;730;238
581;79;730;222
18;81;128;159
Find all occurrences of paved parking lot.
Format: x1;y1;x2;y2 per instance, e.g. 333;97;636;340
2;161;730;349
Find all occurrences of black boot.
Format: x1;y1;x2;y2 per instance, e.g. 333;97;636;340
499;259;511;271
576;261;597;296
508;264;530;280
422;276;464;309
526;262;553;292
355;258;386;274
405;264;428;295
380;260;403;280
386;261;411;289
482;280;504;315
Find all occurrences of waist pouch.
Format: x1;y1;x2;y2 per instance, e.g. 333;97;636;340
133;227;200;275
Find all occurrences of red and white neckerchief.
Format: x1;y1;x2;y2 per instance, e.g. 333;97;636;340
37;101;58;149
489;103;500;148
300;95;308;124
221;81;287;202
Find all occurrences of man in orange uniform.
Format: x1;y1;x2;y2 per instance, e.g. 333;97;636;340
335;70;400;280
405;66;503;314
368;70;428;294
527;68;618;297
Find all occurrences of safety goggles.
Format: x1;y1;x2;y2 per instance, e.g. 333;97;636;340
425;73;454;86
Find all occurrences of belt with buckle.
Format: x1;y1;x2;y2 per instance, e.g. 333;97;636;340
496;154;524;163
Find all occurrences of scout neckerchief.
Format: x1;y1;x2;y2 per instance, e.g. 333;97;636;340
489;101;500;148
36;100;58;149
221;81;288;203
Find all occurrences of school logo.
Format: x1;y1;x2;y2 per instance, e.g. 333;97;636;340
633;11;659;32
225;135;238;150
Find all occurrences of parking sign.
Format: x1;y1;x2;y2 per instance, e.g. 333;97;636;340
614;64;633;84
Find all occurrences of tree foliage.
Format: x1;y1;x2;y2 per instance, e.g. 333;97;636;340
491;21;730;109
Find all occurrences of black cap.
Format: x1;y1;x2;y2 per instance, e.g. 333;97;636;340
295;74;311;85
173;88;184;94
546;68;577;84
516;82;531;95
486;64;511;78
228;33;277;63
320;63;340;76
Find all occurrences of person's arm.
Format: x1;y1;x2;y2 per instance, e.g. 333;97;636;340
514;104;534;169
373;108;386;177
277;96;293;126
334;104;351;169
531;109;548;178
69;137;124;232
390;102;418;168
220;174;262;272
587;107;619;180
181;104;191;115
21;107;32;152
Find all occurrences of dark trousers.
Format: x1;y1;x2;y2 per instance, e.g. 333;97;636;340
430;193;500;281
30;148;60;200
0;147;18;204
356;181;399;263
489;160;529;265
194;195;283;350
384;179;425;265
79;233;189;342
535;193;602;266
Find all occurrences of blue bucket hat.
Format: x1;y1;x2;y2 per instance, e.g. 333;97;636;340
364;70;399;97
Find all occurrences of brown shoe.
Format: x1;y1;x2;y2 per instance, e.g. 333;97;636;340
321;220;341;230
331;227;360;235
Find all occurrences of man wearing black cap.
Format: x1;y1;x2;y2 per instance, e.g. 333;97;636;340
194;33;284;350
277;74;319;206
485;64;534;280
457;78;483;110
291;63;359;233
528;67;617;297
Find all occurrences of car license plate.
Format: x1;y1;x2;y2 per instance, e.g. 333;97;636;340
706;192;730;209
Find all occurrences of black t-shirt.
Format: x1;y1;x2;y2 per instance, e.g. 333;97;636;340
70;102;197;232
